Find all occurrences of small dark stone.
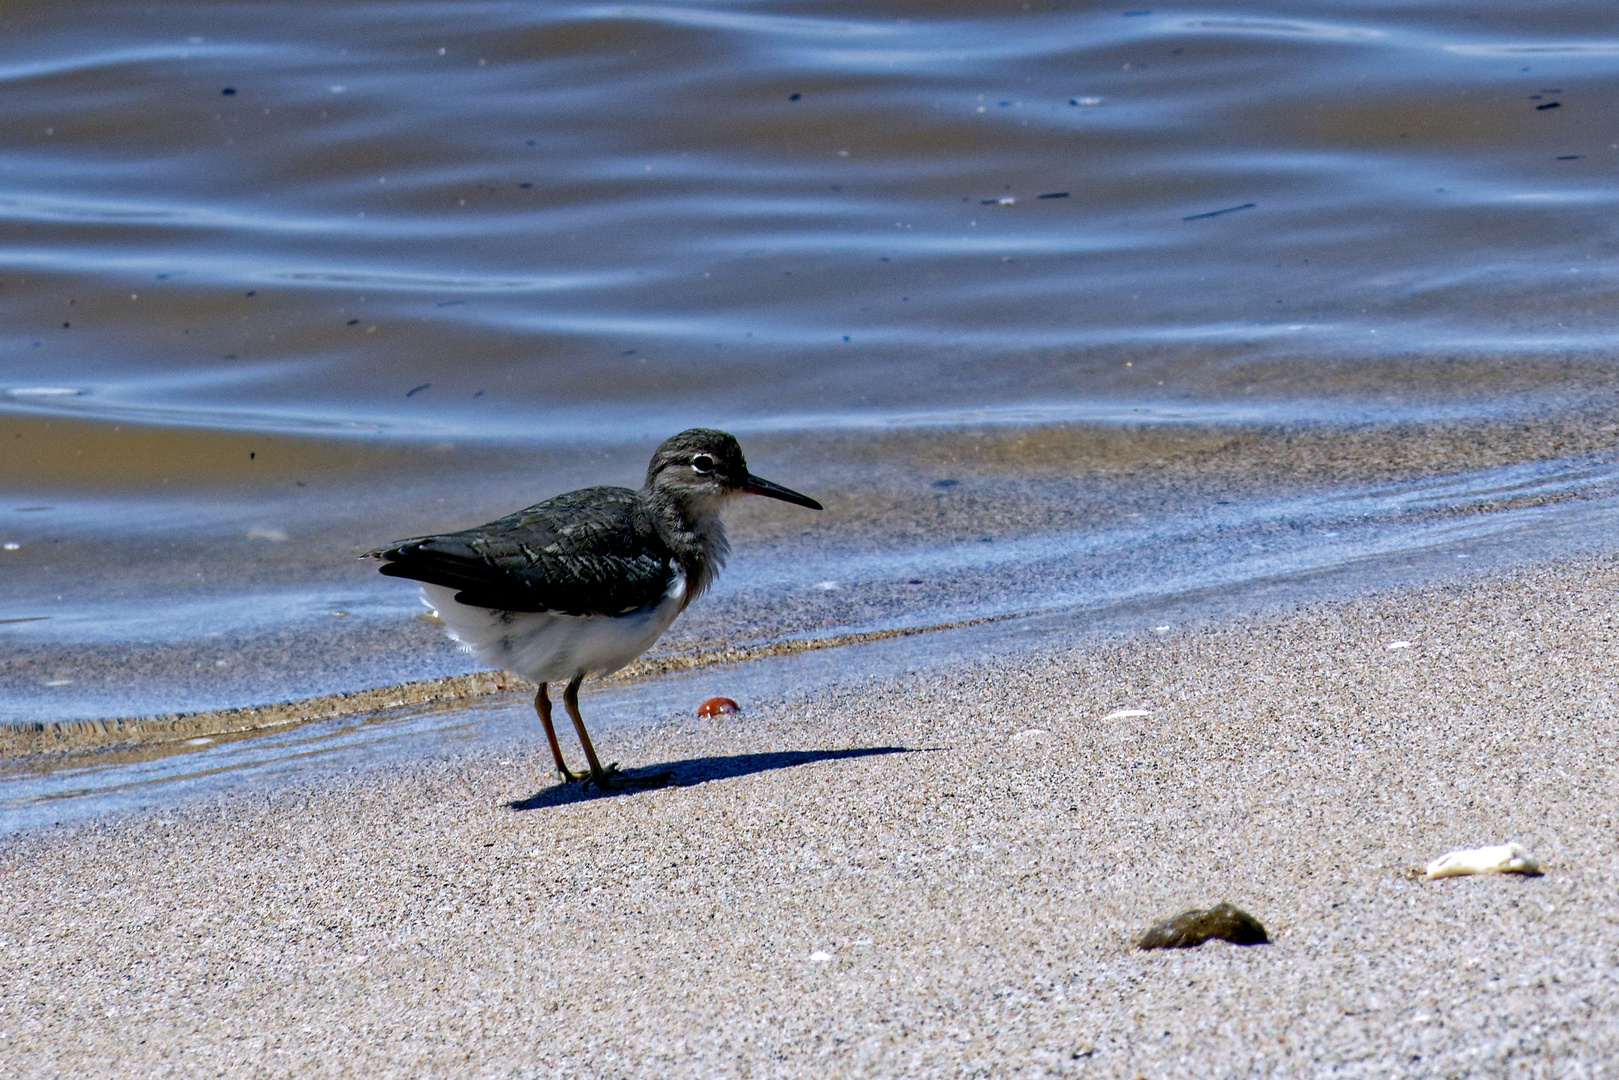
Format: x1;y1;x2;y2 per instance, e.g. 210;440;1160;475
789;92;801;101
1137;902;1268;950
221;87;236;95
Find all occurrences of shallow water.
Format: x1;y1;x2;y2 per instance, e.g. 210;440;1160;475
5;0;1619;445
4;1;1619;771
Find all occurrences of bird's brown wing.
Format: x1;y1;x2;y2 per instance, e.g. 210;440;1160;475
366;486;677;616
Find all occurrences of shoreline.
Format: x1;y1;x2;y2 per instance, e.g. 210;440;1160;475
5;551;1619;1075
0;614;1018;762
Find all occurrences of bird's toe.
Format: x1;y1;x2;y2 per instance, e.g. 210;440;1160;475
586;763;674;790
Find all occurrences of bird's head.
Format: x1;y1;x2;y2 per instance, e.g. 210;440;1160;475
645;428;822;515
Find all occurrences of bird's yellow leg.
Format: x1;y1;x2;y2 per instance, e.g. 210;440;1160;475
563;676;672;789
535;684;589;782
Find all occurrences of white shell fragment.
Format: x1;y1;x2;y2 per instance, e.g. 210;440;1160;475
1103;708;1151;720
1386;640;1412;650
1425;842;1540;880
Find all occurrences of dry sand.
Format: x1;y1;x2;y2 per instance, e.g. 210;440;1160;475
5;554;1619;1077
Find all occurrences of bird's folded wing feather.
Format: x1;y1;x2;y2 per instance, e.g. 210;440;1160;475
366;487;675;616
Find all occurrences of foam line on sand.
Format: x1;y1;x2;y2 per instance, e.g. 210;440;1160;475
0;615;1013;760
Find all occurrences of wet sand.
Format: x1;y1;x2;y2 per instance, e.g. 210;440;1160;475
6;553;1619;1077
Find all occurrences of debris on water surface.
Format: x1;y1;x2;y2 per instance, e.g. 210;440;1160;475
1137;903;1269;950
1183;202;1256;221
697;697;739;717
1425;842;1540;880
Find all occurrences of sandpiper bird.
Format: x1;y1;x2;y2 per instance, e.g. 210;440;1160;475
366;428;822;788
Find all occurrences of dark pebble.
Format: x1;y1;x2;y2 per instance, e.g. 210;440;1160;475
1137;902;1269;949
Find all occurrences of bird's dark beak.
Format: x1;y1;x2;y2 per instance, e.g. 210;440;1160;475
741;473;822;510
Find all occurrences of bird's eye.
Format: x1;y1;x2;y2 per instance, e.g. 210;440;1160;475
691;454;715;474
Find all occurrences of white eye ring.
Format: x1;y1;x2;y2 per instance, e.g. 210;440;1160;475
691;454;715;474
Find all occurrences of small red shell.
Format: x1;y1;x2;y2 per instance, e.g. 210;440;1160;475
697;696;740;717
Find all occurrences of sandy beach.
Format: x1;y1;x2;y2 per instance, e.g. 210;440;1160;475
10;1;1619;1075
5;552;1618;1077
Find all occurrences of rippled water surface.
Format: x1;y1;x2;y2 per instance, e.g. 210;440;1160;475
4;0;1619;744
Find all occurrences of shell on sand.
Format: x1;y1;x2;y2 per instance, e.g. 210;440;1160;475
1424;842;1540;880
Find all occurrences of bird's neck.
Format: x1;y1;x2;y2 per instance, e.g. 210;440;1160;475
644;489;731;605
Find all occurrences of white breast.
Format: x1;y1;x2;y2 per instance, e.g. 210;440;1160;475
420;574;688;685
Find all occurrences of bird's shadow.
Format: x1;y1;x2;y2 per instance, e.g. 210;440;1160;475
505;745;916;810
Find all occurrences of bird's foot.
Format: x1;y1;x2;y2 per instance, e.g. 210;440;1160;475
585;762;675;790
554;766;593;784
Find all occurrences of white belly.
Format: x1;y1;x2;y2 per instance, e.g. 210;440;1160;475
420;575;687;685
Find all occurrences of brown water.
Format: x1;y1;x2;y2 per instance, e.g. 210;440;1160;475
5;0;1619;736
